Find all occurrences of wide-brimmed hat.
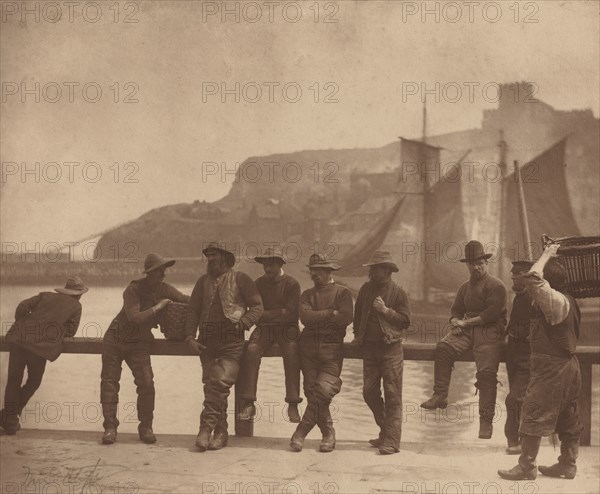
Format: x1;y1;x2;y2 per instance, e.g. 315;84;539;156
306;253;340;271
202;241;236;267
55;276;89;295
143;253;176;274
255;246;286;265
362;250;399;272
510;260;534;273
459;240;493;263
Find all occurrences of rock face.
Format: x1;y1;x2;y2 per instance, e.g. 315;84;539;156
97;88;599;261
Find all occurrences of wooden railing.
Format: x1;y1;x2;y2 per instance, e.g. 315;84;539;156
0;337;597;446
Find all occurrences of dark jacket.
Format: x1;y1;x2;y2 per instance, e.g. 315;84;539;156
506;290;535;343
255;272;300;330
6;292;82;361
104;278;190;344
185;270;263;340
450;273;507;331
300;282;353;342
353;279;411;345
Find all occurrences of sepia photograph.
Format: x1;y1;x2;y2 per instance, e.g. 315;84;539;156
1;1;599;493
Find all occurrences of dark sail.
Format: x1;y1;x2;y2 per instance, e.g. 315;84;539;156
425;162;469;290
503;138;580;261
337;138;442;299
336;196;406;276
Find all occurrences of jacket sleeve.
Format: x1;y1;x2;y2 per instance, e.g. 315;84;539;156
523;271;569;325
300;290;333;325
15;294;41;320
381;288;410;329
123;284;157;326
450;284;466;321
331;287;354;327
165;283;191;304
238;273;264;330
479;281;507;324
353;285;365;336
64;306;82;338
185;278;203;339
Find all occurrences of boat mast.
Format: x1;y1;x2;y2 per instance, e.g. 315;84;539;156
421;96;429;301
497;129;508;280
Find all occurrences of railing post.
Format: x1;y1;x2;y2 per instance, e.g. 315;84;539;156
234;383;254;437
578;363;592;446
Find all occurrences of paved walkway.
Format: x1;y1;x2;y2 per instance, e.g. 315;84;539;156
2;429;599;494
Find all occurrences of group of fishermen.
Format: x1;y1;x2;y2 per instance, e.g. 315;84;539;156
1;239;583;481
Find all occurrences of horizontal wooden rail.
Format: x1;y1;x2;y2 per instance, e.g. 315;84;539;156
1;337;598;445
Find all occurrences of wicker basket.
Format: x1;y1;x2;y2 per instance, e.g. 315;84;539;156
543;235;600;298
158;302;188;341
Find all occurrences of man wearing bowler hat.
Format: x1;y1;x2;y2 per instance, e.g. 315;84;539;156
237;246;302;424
185;241;263;452
1;277;88;435
504;259;536;455
421;240;507;440
100;254;190;445
290;253;353;453
353;250;411;455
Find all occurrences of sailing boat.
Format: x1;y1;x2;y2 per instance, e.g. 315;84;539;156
332;134;587;343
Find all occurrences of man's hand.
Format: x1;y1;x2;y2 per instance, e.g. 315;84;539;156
544;243;560;258
372;296;387;313
155;299;171;312
450;317;465;328
450;326;463;336
186;337;206;354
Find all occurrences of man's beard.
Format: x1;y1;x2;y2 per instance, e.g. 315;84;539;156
207;260;226;276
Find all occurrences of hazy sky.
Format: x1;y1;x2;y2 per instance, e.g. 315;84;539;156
1;0;598;248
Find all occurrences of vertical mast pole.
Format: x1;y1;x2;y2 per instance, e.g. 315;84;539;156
498;129;508;279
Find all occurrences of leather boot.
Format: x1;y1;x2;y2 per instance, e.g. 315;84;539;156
290;401;317;452
319;425;336;453
379;444;399;455
498;434;540;480
421;346;453;409
0;409;20;435
290;427;308;452
538;463;577;479
539;440;578;479
138;423;157;444
505;445;522;455
369;430;384;448
478;384;497;439
317;405;336;453
195;425;212;452
208;429;228;450
209;417;229;451
479;417;493;440
101;403;119;445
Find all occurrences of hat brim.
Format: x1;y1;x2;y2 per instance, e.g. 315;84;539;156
255;256;286;264
55;286;89;295
144;259;176;273
362;261;399;272
203;248;236;266
306;264;341;271
459;253;493;263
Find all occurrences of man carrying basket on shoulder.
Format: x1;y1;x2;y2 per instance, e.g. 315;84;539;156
499;243;583;480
